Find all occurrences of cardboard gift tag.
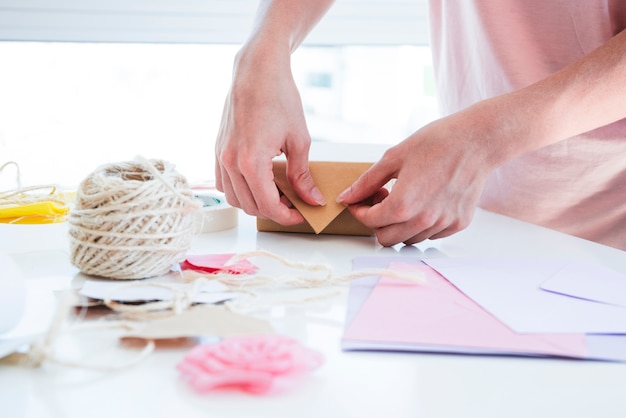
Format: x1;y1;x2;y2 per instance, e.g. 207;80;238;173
257;161;374;236
124;304;274;340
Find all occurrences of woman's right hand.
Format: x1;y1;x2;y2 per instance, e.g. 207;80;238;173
215;41;325;225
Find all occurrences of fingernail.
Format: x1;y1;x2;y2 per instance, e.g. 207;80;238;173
336;189;348;203
312;188;327;206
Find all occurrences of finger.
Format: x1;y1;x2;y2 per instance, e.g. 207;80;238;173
427;213;473;240
401;224;446;246
371;188;389;205
215;95;233;195
398;210;472;245
239;158;305;225
219;140;304;225
347;190;412;230
217;165;241;208
284;139;326;206
348;197;443;246
424;227;457;241
337;159;395;205
215;157;224;193
279;192;294;208
374;218;446;247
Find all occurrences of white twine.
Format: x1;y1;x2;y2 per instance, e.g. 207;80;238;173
6;291;155;371
0;161;21;190
1;250;425;370
217;250;425;288
69;157;201;280
98;250;426;318
0;161;67;209
103;278;207;320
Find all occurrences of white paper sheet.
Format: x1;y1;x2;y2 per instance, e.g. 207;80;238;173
540;260;626;308
344;256;626;362
423;257;626;334
79;276;238;305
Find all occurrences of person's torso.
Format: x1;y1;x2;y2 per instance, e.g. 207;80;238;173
428;0;626;250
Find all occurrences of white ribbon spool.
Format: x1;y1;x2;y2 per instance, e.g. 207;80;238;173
192;191;238;233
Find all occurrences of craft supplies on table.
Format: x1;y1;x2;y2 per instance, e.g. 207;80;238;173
0;161;72;224
68;158;201;280
343;256;626;362
2;142;626;418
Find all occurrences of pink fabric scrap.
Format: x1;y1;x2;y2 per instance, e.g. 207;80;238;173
182;253;258;275
177;334;324;394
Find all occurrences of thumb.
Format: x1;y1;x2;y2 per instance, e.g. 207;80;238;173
285;150;326;207
337;162;392;204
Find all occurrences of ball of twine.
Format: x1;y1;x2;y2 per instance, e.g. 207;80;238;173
69;158;201;280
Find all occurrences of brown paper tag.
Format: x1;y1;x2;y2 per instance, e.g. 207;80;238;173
123;304;274;340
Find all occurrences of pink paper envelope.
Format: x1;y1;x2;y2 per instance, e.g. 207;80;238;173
343;262;587;359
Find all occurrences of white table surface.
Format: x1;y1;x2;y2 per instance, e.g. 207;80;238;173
2;206;626;418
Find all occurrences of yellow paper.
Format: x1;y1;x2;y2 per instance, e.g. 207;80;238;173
0;201;69;224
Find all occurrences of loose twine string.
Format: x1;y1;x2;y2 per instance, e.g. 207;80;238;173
4;157;426;371
101;249;426;318
5;291;156;371
5;250;425;371
0;161;67;218
0;161;21;187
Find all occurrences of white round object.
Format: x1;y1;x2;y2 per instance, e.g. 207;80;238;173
192;191;238;233
0;252;26;333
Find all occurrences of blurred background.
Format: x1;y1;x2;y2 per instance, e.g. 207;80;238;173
0;0;438;189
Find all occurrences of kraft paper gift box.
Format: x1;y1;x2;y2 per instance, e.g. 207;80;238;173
256;160;375;236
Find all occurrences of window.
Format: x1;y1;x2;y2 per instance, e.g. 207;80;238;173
0;1;437;189
0;0;429;45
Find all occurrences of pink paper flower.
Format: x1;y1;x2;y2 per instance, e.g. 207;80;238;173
177;334;324;394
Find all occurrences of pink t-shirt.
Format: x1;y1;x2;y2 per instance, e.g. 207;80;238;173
429;0;626;250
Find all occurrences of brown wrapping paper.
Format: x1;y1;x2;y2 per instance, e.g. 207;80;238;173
256;161;374;236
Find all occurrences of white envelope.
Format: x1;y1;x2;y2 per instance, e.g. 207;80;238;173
423;257;626;334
